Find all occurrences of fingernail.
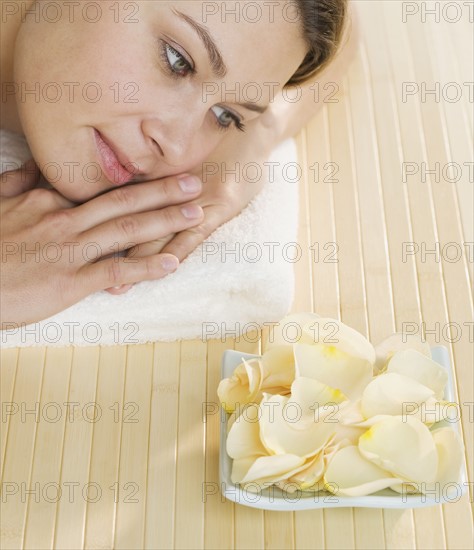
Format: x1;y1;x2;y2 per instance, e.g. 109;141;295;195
181;204;203;219
160;255;179;272
112;284;133;291
178;175;202;193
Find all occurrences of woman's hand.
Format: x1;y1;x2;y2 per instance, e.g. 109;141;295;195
120;164;264;257
104;158;266;298
0;162;204;328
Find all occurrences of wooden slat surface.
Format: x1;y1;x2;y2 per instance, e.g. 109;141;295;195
1;1;472;548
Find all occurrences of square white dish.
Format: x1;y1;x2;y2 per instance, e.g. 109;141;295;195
219;346;468;510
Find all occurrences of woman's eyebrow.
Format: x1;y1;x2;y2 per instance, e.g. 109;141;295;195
170;8;269;115
171;8;228;79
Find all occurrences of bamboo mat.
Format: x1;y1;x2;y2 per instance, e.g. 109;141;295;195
1;1;473;548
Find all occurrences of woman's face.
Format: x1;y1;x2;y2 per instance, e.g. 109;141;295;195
14;0;307;201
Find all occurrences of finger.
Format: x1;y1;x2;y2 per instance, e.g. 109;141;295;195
0;159;40;197
78;204;204;256
126;233;176;259
105;232;176;290
160;205;225;262
78;253;180;294
71;174;202;230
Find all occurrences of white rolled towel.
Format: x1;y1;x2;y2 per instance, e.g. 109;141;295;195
0;129;300;347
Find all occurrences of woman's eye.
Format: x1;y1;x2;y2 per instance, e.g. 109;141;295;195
211;105;246;132
212;106;233;127
162;43;193;76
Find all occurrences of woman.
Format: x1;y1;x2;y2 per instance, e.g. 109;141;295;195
0;0;348;327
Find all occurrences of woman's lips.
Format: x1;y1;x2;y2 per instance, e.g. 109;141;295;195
94;129;137;186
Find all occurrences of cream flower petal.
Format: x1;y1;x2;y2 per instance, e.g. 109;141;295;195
259;385;292;397
349;414;398;428
240;454;306;485
217;358;263;413
261;346;295;388
358;416;438;483
218;378;249;413
288;439;344;490
330;423;367;446
423;427;464;495
302;478;327;492
231;456;261;484
324;446;401;496
245;358;263;396
290;376;347;408
337;399;366;425
389;482;419;495
389;428;464;496
266;312;320;348
284;379;346;435
259;394;336;458
361;372;435;419
374;333;431;373
294;343;373;399
300;317;376;364
387;349;448;399
287;452;325;489
226;403;267;459
354;404;456;427
413;399;460;425
274;479;303;493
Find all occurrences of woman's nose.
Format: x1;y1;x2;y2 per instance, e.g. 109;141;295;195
141;110;206;168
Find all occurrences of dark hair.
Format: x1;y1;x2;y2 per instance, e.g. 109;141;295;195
286;0;348;86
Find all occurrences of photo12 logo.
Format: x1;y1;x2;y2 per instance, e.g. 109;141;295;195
402;82;473;103
1;1;140;24
2;81;140;105
202;1;302;24
1;481;140;504
1;400;140;424
201;480;340;504
402;2;474;23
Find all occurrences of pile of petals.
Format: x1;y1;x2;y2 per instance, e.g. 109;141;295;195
217;313;464;497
